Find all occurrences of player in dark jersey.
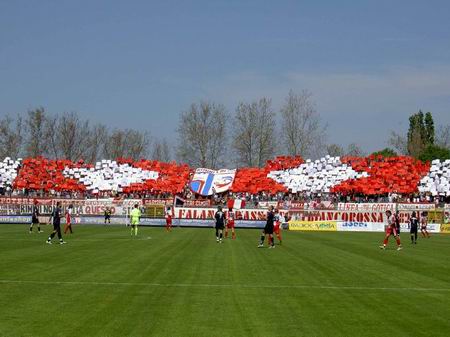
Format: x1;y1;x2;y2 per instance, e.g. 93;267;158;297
214;206;226;243
46;202;66;245
258;206;275;248
394;211;401;236
29;199;43;233
104;207;111;225
409;211;419;244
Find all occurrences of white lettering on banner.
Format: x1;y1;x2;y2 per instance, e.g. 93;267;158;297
337;222;385;232
337;203;395;212
143;199;173;206
400;223;441;234
258;201;279;209
397;203;435;211
291;210;386;223
173;207;288;221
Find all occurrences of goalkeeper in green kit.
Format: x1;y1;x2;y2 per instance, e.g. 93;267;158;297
130;204;141;236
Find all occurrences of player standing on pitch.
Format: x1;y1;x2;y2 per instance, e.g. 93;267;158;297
224;207;236;239
130;204;141;237
165;206;173;232
104;207;111;225
29;199;43;233
379;210;402;250
409;211;419;244
64;204;74;234
258;206;275;248
46;202;66;245
273;208;282;245
420;211;430;238
214;206;226;243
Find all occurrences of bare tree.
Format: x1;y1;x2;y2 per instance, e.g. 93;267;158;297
232;98;276;167
0;114;23;159
46;112;91;161
103;129;149;160
152;139;171;162
346;143;366;157
176;101;227;168
85;123;108;163
327;144;345;157
24;107;49;157
436;125;450;149
280;90;327;158
388;131;408;155
125;129;150;160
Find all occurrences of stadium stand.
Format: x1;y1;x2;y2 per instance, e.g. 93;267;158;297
0;155;448;201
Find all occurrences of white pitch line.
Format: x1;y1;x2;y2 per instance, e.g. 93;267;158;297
0;279;449;292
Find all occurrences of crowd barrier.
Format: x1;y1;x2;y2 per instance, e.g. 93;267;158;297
0;197;449;233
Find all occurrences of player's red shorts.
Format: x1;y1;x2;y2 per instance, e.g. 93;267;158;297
226;220;235;229
274;222;281;233
386;226;397;236
166;217;172;226
65;214;71;224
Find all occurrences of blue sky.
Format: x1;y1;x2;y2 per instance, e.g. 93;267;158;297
1;0;449;154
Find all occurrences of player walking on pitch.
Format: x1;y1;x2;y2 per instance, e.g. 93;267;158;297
165;206;173;232
130;204;141;236
215;206;226;243
29;199;43;233
379;210;402;250
410;211;419;244
224;207;236;239
420;211;431;238
273;208;282;245
64;204;74;234
258;206;275;248
46;202;66;245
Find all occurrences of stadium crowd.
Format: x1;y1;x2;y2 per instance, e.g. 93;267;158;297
0;155;449;207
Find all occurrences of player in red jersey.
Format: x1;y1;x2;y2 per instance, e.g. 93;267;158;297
420;211;430;238
63;204;74;234
380;210;402;250
165;206;173;232
273;208;282;245
225;207;236;239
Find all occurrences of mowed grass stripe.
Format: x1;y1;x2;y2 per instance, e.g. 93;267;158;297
0;225;450;337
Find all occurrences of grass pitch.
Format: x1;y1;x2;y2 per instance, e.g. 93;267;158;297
0;224;449;337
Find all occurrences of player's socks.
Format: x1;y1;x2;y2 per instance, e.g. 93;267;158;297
232;232;236;239
396;238;401;246
259;234;265;245
225;231;228;238
135;227;138;236
383;238;388;245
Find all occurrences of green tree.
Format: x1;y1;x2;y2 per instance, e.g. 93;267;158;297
407;110;434;158
372;148;397;158
418;145;450;162
424;112;435;145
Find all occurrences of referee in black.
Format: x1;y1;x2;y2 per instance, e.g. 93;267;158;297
258;206;275;248
46;202;66;245
410;211;419;244
29;199;43;233
214;205;225;243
